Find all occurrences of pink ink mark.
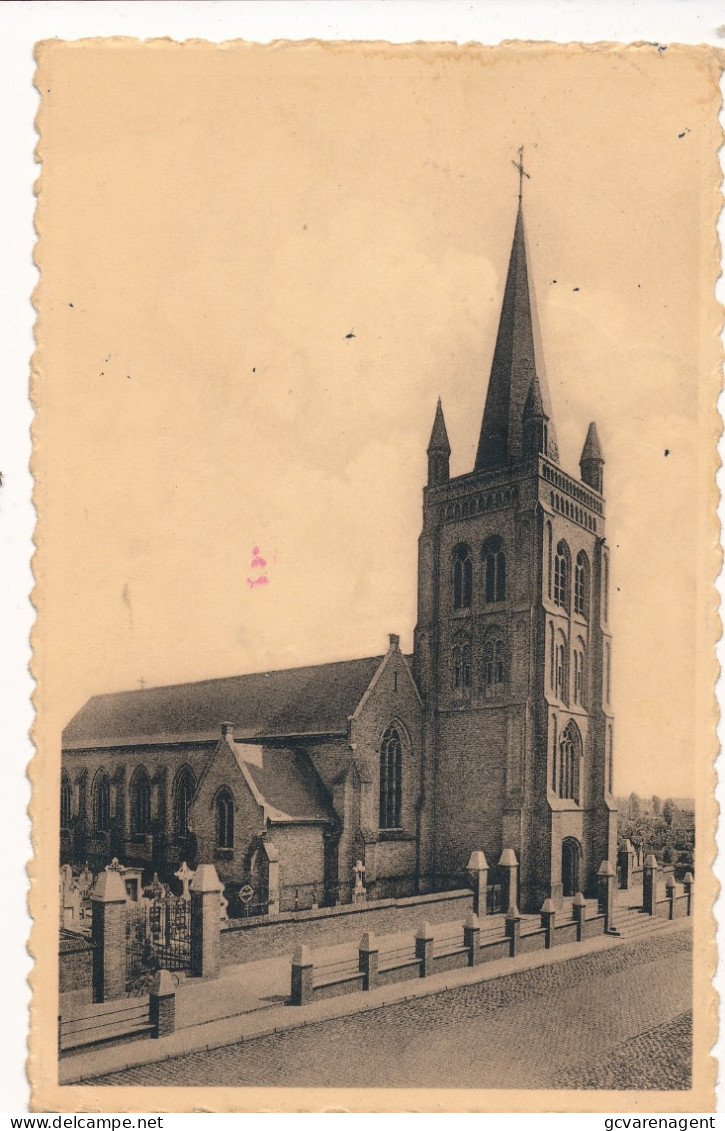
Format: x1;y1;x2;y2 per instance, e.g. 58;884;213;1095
250;545;267;570
246;575;269;589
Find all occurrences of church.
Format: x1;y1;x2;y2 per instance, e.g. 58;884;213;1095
60;180;617;914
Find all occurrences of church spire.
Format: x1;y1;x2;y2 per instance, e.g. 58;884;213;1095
427;397;451;486
474;173;558;472
580;421;604;492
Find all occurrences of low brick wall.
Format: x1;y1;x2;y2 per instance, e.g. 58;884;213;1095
293;910;609;1006
59;931;94;999
221;888;473;966
554;921;581;945
518;929;546;955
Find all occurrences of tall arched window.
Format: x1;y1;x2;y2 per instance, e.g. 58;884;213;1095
130;768;151;835
607;725;614;794
555;630;568;702
554;541;570;609
605;642;611;704
549;622;555;691
483;638;505;696
173;767;196;837
574;551;589;619
93;770;111;833
603;554;610;621
452;634;471;695
483;536;506;603
573;641;586;706
558;720;582;803
60;772;72;830
379;725;403;829
216;788;234;849
546;522;553;600
452;544;473;609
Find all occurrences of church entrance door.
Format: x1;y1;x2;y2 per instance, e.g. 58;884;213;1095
561;837;582;897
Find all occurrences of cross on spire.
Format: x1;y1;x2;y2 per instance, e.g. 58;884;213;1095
512;146;530;202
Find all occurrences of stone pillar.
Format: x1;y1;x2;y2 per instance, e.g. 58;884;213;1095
263;840;280;917
415;921;434;977
291;944;313;1005
683;872;694;916
540;898;556;949
466;850;489;917
498;849;519;914
463;912;481;966
505;903;521;958
643;854;658;916
190;863;222;980
597;860;616;933
572;891;587;942
359;931;379;991
150;969;176;1038
666;874;677;921
91;866;128;1003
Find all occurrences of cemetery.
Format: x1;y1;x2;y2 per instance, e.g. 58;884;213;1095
57;845;693;1076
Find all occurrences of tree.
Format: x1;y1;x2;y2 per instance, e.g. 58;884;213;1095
628;792;641;819
652;795;661;816
662;798;675;826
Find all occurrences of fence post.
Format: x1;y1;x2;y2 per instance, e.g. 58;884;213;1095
620;839;634;889
572;891;587;942
415;921;434;977
505;903;521;958
466;851;489;917
463;912;481;966
498;849;519;914
642;854;658;916
597;860;617;933
359;931;379;991
683;872;694;916
540;898;556;949
291;944;313;1005
666;874;677;921
190;863;222;980
90;866;128;1003
150;969;176;1038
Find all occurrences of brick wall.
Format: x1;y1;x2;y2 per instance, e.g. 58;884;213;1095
220;888;473;965
273;824;326;910
191;738;266;888
59;932;94;999
434;710;508;875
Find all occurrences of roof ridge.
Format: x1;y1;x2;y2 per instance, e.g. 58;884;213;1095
84;653;387;701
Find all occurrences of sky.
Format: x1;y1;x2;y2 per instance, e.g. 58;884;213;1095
34;39;722;798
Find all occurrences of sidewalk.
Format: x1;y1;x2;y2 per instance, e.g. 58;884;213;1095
59;906;690;1085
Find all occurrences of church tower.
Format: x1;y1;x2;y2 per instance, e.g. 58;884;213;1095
414;172;616;910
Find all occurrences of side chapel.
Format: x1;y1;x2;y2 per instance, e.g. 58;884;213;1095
61;178;617;913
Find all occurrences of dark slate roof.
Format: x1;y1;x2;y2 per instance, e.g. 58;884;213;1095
63;655;386;750
236;746;333;823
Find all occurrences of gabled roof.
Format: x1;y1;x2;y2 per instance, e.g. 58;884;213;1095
63;655;387;751
234;744;333;824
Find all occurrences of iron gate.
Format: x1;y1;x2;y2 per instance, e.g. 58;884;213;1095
126;892;191;992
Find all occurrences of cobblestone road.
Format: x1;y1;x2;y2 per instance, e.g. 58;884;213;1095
92;932;691;1091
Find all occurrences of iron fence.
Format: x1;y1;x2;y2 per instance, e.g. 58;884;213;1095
126;894;191;993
